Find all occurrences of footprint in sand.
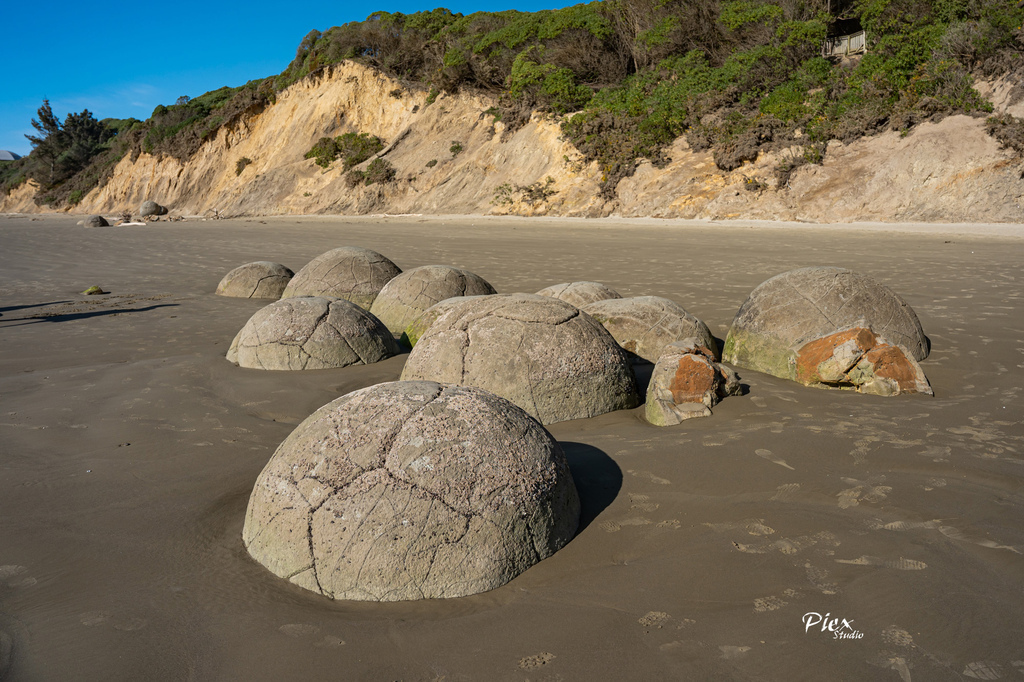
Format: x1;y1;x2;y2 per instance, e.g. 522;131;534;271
518;652;555;669
627;470;671;485
881;626;914;647
629;494;659;512
0;566;35;589
79;612;147;631
770;483;800;502
719;645;752;659
600;517;652;532
837;477;892;508
753;596;787;612
637;611;694;632
755;449;794;470
279;623;345;647
705;519;775;536
835;556;927;570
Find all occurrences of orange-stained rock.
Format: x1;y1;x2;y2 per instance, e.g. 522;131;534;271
793;327;932;396
667;355;719;405
646;339;742;426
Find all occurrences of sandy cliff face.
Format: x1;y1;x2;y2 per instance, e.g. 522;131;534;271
3;62;1023;222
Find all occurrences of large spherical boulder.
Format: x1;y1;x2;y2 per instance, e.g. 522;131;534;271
139;200;167;216
582;296;717;363
282;247;401;309
723;267;931;395
243;381;581;601
83;215;108;228
216;261;294;299
536;281;621;308
227;296;399;370
370;265;496;337
402;295;488;348
400;293;640;424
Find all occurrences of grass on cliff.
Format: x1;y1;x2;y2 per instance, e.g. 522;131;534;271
14;0;1024;207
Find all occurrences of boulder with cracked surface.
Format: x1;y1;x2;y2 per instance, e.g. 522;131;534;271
723;267;930;393
402;295;487;348
216;261;294;299
242;380;581;601
536;281;621;308
646;339;741;426
400;293;640;424
227;296;399;370
281;246;401;309
370;265;496;337
582;296;718;364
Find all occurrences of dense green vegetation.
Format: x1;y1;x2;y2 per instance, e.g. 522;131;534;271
8;0;1024;206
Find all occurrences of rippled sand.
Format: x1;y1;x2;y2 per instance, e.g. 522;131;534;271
1;213;1022;680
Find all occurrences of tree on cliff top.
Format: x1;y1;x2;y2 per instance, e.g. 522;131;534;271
25;99;113;188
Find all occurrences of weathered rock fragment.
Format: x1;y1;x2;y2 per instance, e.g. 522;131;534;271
646;339;742;426
582;296;718;363
242;381;581;601
536;281;621;308
216;261;294;299
370;265;496;336
793;327;932;395
400;293;639;424
227;296;399;370
282;246;401;309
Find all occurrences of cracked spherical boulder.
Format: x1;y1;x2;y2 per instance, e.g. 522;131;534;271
227;296;399;370
402;295;488;348
536;281;621;308
216;261;294;299
400;293;640;425
281;246;401;309
723;267;931;394
581;296;718;364
242;381;581;601
369;265;497;337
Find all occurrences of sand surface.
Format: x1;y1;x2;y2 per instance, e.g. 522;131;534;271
1;213;1022;681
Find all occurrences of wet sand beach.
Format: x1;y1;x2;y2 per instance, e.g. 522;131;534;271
1;213;1022;680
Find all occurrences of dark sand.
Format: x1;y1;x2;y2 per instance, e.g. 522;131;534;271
1;213;1022;681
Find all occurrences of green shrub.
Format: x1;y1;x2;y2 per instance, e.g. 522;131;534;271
449;141;464;157
364;158;396;184
304;132;385;169
426;159;438;167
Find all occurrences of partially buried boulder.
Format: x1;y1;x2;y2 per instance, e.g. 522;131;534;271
400;293;639;424
536;281;621;308
370;265;496;337
216;261;294;299
723;267;931;395
227;296;399;370
646;339;741;426
139;200;167;216
402;295;487;348
242;381;581;601
83;215;108;228
282;246;401;309
582;296;718;363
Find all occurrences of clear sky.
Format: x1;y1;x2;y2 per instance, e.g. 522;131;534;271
0;0;578;157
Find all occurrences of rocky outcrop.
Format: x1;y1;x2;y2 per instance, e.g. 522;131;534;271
400;293;640;424
282;246;401;309
216;261;294;299
536;281;621;308
724;267;931;394
4;62;1022;222
227;296;399;370
242;381;580;601
369;265;496;336
646;339;741;425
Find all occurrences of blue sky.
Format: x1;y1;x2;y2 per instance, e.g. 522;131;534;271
1;0;577;157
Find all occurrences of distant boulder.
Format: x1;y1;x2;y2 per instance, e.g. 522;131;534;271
139;200;168;216
83;215;109;228
216;261;294;299
282;246;401;309
370;265;496;336
536;281;621;308
582;296;717;364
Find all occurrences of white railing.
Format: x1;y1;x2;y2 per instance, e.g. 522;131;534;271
822;30;867;58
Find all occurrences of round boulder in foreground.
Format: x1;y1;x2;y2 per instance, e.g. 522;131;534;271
216;261;294;299
536;281;621;308
400;293;639;424
370;265;496;336
582;296;717;364
723;267;929;382
242;381;581;601
227;296;399;370
281;246;401;309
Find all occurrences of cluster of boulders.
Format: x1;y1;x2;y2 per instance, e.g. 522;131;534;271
79;200;173;228
215;248;932;603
